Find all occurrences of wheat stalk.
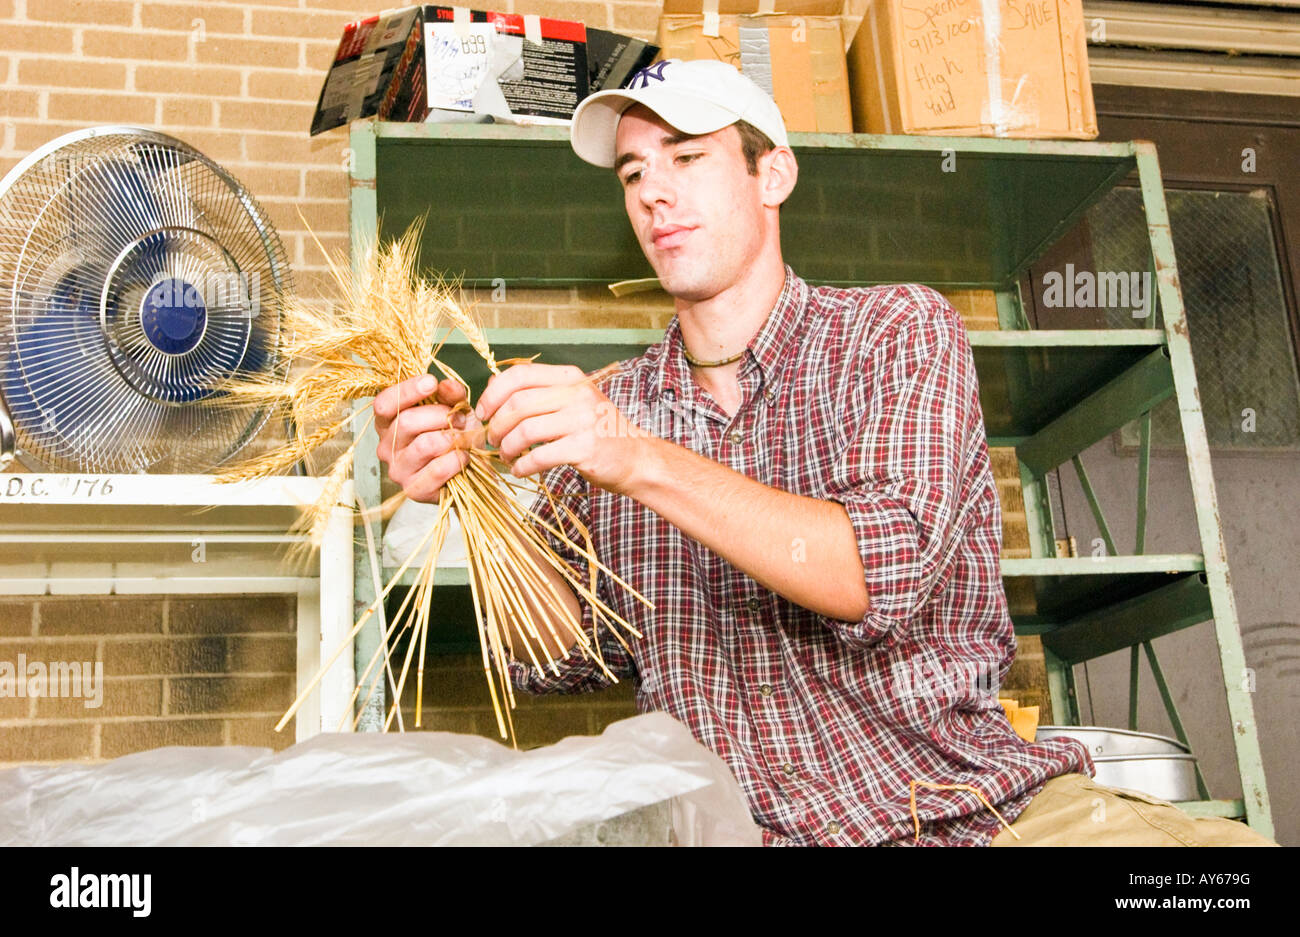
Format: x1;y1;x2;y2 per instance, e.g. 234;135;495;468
214;218;651;747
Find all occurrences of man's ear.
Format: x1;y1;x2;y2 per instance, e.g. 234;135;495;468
760;147;798;208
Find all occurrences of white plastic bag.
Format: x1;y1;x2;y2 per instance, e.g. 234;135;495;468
0;712;761;846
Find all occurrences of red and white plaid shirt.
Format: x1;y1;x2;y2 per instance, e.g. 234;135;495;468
509;268;1092;846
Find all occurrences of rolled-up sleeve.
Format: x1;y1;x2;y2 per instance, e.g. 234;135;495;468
505;462;637;695
815;291;979;649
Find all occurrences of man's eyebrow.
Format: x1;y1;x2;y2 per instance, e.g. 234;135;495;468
613;132;703;173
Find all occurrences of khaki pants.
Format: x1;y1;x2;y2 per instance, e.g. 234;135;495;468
989;773;1277;846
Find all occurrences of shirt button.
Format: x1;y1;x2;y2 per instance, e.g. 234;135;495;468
728;429;744;445
764;389;776;405
782;762;796;777
826;821;842;835
746;596;761;612
759;684;773;697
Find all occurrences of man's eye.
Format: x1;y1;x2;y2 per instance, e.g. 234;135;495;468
622;170;642;186
676;152;703;164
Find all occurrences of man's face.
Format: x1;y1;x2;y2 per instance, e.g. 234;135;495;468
613;104;769;302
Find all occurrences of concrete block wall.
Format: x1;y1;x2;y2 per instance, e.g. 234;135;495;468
0;0;1044;765
0;595;296;766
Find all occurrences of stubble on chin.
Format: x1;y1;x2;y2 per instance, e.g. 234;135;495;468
648;252;715;302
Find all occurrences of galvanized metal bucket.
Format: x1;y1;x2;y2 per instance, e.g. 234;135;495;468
1035;726;1198;801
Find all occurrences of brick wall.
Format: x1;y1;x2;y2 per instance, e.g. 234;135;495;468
0;595;296;767
0;0;1043;764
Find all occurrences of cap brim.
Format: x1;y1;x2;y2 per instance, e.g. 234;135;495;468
570;87;742;168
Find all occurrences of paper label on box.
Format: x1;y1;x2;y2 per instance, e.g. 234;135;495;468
357;50;385;97
425;22;497;111
318;52;385;122
318;59;361;112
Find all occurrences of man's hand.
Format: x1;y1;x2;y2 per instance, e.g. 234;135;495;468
475;363;650;495
373;373;483;503
375;370;588;659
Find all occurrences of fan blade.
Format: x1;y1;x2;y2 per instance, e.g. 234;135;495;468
67;157;167;280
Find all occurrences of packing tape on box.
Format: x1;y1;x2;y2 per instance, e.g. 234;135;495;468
867;5;892;133
980;0;1004;135
523;13;542;46
1060;2;1092;135
978;0;1038;135
738;23;774;97
452;5;471;39
703;0;721;38
808;20;846;131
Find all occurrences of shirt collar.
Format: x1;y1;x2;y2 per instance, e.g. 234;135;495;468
653;265;808;402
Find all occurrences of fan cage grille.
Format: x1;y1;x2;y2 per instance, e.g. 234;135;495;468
0;128;292;474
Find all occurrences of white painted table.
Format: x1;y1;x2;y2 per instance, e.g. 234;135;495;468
0;473;354;741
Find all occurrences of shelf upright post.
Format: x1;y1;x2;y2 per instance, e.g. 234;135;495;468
996;286;1078;724
349;119;387;732
1134;141;1273;836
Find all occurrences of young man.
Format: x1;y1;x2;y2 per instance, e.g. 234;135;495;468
374;60;1273;846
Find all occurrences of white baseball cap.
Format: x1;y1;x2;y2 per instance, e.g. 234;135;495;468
570;58;789;168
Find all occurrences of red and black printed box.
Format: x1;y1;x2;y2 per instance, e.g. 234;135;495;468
310;5;658;135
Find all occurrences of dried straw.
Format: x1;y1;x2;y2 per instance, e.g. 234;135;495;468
908;780;1022;842
213;218;651;746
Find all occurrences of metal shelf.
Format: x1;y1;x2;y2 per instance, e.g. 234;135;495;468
1176;799;1246;820
367;122;1135;290
1002;556;1211;662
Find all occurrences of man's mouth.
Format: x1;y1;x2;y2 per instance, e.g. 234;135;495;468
652;225;693;251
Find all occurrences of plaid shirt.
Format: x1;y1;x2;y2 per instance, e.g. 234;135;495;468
509;267;1092;846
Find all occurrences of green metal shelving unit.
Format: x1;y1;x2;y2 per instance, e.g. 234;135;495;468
347;121;1273;836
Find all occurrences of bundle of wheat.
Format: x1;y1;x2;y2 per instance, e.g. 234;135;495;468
214;221;650;745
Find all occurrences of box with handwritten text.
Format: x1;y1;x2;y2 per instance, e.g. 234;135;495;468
846;0;1097;139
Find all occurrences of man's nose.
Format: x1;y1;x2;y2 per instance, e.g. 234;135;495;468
637;163;675;208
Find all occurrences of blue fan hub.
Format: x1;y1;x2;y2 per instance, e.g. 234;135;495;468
140;277;206;355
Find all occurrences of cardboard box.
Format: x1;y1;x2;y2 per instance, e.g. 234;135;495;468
310;6;659;135
586;27;660;94
310;7;425;135
655;0;852;134
846;0;1097;138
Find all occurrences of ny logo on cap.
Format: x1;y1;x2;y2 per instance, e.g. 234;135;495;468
628;61;670;89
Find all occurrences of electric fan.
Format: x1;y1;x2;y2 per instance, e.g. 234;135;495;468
0;126;290;473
